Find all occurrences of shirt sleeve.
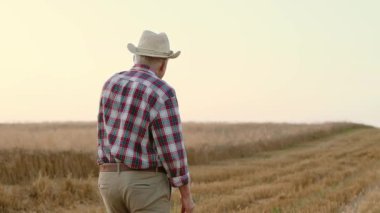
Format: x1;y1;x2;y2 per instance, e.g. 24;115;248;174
151;96;190;187
97;96;106;165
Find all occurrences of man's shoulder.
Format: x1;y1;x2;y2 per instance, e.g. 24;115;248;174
103;71;176;99
149;77;176;99
128;71;176;99
101;72;120;89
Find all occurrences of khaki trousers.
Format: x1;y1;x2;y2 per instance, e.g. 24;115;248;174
98;171;171;213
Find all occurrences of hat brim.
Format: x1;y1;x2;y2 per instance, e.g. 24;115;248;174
127;43;180;59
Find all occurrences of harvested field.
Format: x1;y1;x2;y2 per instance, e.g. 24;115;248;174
0;122;379;212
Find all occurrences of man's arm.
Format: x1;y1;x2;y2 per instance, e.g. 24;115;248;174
151;96;190;187
179;184;195;212
151;94;195;212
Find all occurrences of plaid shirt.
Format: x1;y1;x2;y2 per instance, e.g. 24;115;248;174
97;64;190;187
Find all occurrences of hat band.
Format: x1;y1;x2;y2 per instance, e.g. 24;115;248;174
134;47;173;56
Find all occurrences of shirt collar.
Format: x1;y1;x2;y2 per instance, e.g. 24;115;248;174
130;64;157;77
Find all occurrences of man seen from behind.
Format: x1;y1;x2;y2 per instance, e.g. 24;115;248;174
97;30;195;213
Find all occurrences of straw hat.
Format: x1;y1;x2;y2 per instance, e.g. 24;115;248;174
127;30;180;59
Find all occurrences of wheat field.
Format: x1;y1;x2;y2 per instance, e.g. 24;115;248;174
0;122;379;212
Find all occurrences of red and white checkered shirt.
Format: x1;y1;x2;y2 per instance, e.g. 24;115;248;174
97;64;190;187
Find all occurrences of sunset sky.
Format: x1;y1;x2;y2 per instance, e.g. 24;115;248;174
0;0;379;127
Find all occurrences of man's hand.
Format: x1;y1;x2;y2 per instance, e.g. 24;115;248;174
181;196;195;213
178;183;195;213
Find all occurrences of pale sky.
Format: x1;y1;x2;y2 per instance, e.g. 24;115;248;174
0;0;379;127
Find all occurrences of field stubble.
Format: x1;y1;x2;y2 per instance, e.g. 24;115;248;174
0;122;379;212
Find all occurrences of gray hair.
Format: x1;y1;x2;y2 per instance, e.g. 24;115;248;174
134;55;167;66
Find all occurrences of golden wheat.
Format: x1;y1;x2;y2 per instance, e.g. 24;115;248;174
0;122;378;212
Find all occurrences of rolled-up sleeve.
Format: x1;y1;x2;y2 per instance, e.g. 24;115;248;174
151;96;190;187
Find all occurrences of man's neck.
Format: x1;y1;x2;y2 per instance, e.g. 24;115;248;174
133;63;160;78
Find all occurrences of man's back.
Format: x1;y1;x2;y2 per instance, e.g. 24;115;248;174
98;64;189;187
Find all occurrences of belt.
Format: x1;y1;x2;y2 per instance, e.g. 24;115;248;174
99;163;166;174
